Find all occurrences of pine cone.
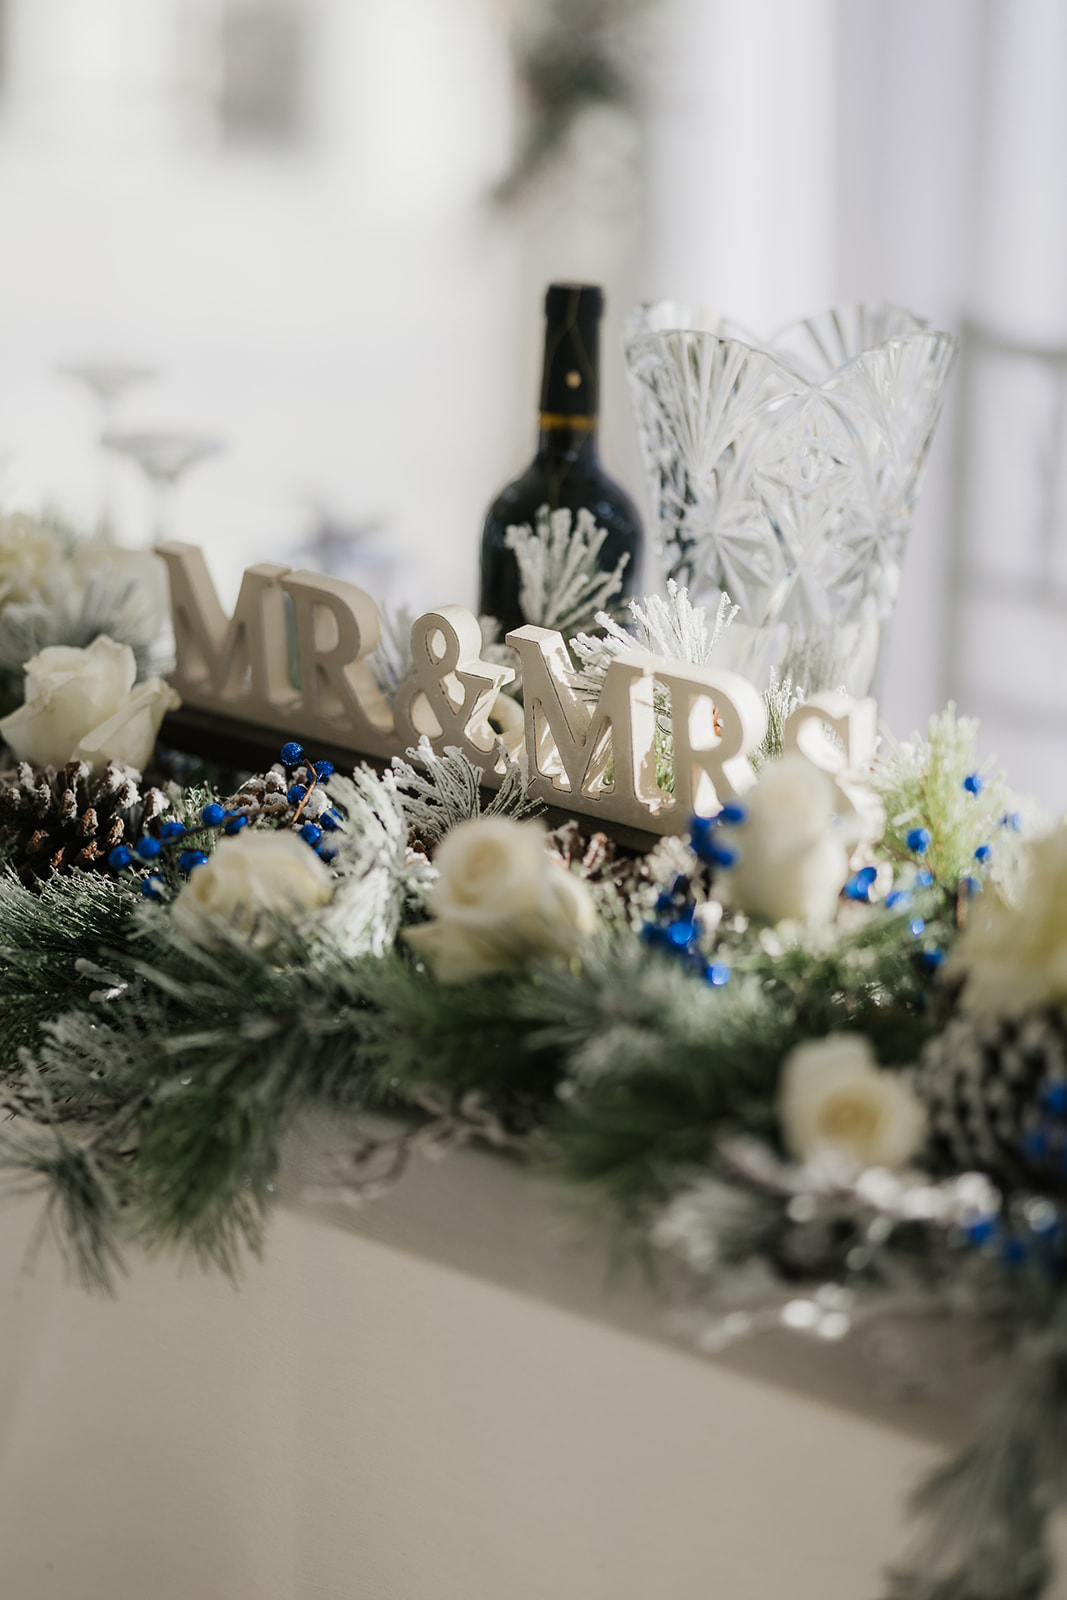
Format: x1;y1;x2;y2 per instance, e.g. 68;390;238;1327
0;760;170;887
225;766;292;819
914;1009;1067;1190
224;765;333;826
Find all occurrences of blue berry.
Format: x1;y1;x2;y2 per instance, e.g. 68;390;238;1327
885;889;912;911
705;961;730;987
287;784;307;805
961;876;982;896
963;772;985;795
1023;1128;1049;1163
319;810;340;832
200;802;226;827
1000;812;1022;832
141;876;165;900
717;802;747;826
844;866;878;902
654;892;675;913
1001;1236;1029;1267
317;844;338;864
108;845;133;871
921;947;945;970
905;827;931;854
136;837;162;861
280;742;304;766
974;844;992;865
688;816;717;862
1042;1082;1067;1117
178;850;209;872
915;868;934;889
224;815;249;835
708;841;739;870
666;918;697;948
159;820;186;841
299;822;323;847
962;1215;997;1246
908;916;926;938
312;760;334;783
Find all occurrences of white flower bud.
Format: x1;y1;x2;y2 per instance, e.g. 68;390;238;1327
0;636;179;775
172;829;332;946
719;755;850;924
406;816;596;983
950;823;1067;1016
780;1034;926;1171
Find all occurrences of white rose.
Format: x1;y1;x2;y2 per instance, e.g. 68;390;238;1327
780;1034;926;1170
718;755;850;924
172;828;333;945
950;824;1067;1016
0;636;179;775
405;816;597;983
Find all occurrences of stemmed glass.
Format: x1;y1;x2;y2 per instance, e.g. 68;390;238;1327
59;363;158;532
101;431;224;546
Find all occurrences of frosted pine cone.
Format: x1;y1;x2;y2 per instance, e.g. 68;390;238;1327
0;759;170;886
914;1009;1067;1189
225;764;333;825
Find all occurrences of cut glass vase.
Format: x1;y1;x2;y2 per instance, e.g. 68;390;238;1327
623;303;957;697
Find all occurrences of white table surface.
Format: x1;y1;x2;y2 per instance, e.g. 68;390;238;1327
0;1119;1059;1600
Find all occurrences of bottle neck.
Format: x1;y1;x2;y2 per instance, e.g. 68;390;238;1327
535;414;600;470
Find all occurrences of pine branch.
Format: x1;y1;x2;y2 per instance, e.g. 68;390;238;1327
886;1310;1067;1600
873;705;1021;891
389;737;541;846
0;867;141;1067
505;504;629;636
569;579;736;704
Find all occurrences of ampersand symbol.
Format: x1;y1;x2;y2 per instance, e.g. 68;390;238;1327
393;606;516;770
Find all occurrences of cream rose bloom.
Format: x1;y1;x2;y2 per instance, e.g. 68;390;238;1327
173;829;332;944
780;1034;926;1170
406;816;596;983
718;755;851;924
949;824;1067;1017
0;636;179;775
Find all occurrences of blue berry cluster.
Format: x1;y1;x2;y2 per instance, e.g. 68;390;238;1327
639;874;730;988
109;740;344;896
1021;1081;1067;1179
959;1191;1066;1276
279;742;341;864
688;804;746;871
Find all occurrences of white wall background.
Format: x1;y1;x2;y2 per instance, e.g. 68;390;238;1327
0;0;1062;799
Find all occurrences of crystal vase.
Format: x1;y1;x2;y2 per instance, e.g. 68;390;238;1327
623;303;957;696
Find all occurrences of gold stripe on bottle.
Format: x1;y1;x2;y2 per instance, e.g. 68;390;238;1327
538;412;597;431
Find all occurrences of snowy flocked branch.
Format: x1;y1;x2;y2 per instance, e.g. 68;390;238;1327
569;578;737;704
505;504;629;637
389;735;540;846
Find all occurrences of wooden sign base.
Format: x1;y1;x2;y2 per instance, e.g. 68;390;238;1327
158;706;666;854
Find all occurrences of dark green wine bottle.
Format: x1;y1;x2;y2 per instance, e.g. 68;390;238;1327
478;281;643;635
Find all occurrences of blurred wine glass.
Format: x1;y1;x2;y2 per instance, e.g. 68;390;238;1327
59;362;158;532
59;363;158;426
102;430;224;546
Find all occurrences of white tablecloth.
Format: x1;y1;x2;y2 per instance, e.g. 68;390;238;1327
0;1131;1049;1600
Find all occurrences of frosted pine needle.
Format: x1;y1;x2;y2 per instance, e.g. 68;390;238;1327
505;505;629;636
367;603;416;702
754;667;806;770
569;580;736;704
390;736;540;846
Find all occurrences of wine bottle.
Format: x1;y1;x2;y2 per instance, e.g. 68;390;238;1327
478;281;643;636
